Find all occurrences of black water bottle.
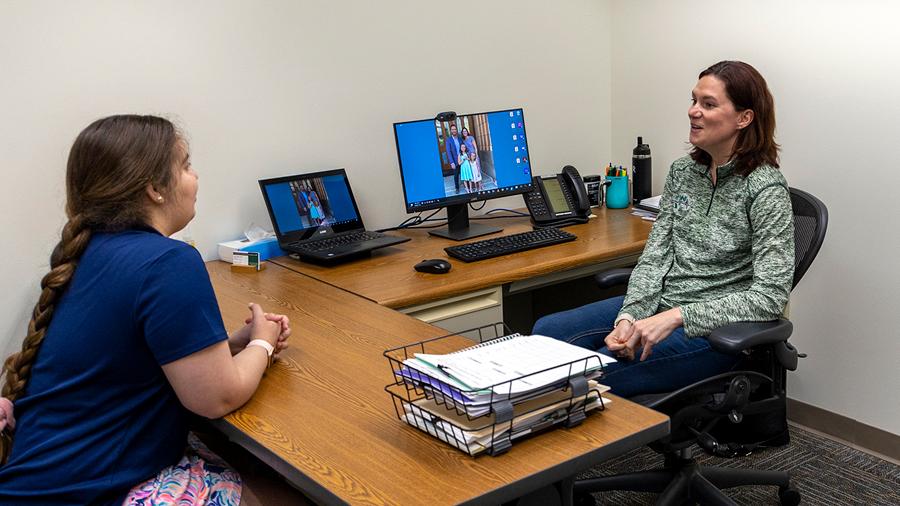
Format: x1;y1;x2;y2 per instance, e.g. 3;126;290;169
632;136;652;203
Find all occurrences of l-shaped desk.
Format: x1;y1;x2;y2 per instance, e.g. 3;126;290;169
207;208;668;505
269;208;653;333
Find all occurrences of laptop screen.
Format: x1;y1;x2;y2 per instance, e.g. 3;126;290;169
259;169;365;242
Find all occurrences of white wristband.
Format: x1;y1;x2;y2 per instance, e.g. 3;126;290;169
246;339;275;367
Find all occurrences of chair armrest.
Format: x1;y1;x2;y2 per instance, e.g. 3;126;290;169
707;319;793;355
594;268;634;289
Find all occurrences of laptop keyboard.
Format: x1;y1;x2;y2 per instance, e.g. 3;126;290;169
291;231;386;253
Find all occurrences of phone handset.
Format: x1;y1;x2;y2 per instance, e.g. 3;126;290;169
561;165;591;216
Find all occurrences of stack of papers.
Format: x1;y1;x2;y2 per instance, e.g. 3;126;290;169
638;195;661;210
400;334;615;416
402;381;611;455
633;195;661;221
394;334;616;453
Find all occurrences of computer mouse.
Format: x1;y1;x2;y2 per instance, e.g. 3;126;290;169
414;258;452;274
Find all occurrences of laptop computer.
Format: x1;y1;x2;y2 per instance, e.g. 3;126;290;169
259;169;410;263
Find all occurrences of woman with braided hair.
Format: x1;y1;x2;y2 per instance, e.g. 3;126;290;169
0;115;290;505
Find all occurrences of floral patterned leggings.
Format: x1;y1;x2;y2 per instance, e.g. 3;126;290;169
122;433;242;506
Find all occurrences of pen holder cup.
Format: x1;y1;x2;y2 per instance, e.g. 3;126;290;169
604;176;629;209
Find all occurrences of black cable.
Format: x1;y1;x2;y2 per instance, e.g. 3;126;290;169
470;207;531;221
419;207;444;223
404;221;453;229
375;216;419;232
378;205;531;231
403;209;453;229
395;216;421;228
403;206;458;229
483;208;530;217
377;214;423;232
469;201;487;211
377;208;446;232
472;215;528;221
532;218;588;228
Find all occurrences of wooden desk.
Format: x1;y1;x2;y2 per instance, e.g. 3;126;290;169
269;207;653;309
207;261;668;505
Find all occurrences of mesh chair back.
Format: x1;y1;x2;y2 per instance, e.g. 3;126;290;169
789;188;828;290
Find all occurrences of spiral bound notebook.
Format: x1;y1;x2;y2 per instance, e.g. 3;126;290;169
407;333;615;396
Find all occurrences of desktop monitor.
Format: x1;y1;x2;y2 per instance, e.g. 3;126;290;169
393;107;534;240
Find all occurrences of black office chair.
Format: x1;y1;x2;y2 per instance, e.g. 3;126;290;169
573;187;828;506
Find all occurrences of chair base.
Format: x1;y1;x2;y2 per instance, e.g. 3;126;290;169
573;453;800;506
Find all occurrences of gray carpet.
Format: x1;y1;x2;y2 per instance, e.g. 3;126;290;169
577;424;900;505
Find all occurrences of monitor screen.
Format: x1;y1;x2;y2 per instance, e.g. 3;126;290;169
259;169;364;242
393;108;534;213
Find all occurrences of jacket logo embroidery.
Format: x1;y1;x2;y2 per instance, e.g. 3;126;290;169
674;194;691;213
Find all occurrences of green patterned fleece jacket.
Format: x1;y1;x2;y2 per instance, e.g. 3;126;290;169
618;155;794;337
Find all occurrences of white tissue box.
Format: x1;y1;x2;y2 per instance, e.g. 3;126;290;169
217;237;286;263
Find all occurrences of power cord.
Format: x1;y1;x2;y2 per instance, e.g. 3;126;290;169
532;217;589;228
377;205;532;231
376;207;445;232
473;208;530;219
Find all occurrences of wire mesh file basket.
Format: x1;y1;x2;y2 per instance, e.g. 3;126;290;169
383;323;609;456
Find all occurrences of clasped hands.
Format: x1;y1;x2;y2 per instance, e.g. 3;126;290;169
0;397;15;433
228;303;291;359
604;308;683;361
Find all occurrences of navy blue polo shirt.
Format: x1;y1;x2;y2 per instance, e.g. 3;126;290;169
0;227;228;505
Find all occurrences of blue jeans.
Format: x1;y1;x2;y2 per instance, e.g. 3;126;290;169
532;296;741;398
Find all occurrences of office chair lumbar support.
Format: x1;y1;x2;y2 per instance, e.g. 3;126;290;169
574;188;827;506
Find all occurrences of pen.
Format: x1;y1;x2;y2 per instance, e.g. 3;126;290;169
436;364;476;390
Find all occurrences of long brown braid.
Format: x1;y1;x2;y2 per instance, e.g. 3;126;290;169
1;115;179;463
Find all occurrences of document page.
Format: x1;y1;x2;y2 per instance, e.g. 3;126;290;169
415;334;615;393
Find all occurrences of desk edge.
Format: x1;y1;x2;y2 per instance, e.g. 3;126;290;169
212;412;669;506
210;419;348;506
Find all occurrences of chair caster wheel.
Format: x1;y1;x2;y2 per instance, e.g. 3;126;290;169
779;486;801;506
573;490;597;506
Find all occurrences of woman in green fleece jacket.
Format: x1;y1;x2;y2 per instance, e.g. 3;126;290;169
533;61;794;397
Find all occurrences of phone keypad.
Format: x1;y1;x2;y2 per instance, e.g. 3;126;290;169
525;191;549;216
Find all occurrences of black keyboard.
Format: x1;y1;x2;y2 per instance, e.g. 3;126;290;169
444;227;576;262
291;231;385;253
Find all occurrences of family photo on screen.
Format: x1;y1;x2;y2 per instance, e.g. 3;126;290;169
289;179;334;228
437;115;498;197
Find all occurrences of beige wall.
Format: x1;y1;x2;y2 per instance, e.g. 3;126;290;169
0;2;612;352
609;0;900;434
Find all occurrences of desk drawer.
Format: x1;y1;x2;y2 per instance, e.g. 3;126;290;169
399;287;503;337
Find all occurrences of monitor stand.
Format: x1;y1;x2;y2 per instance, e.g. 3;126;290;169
429;203;502;241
